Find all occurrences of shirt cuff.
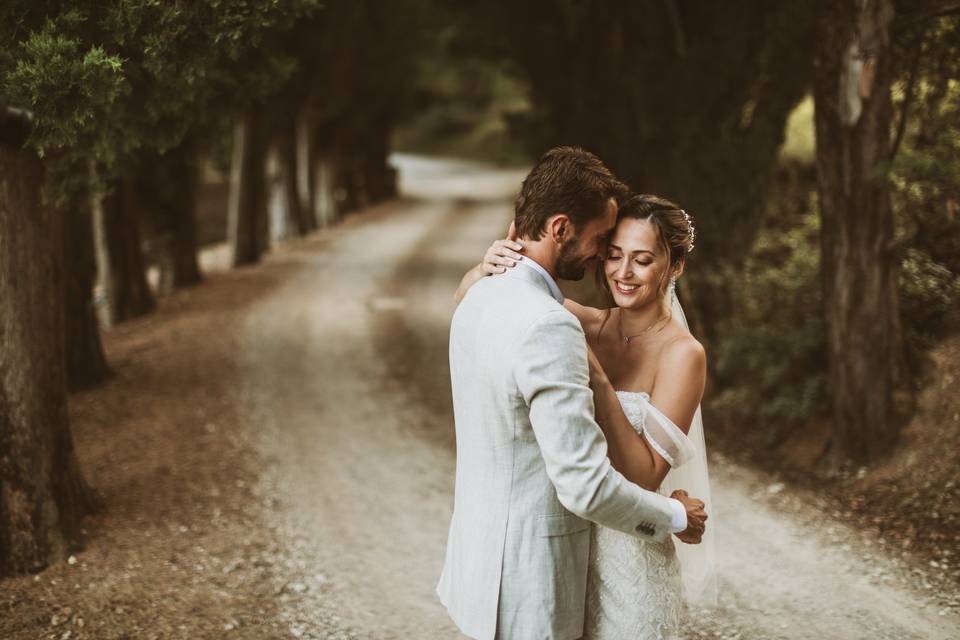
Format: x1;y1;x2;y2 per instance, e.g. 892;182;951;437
668;498;688;533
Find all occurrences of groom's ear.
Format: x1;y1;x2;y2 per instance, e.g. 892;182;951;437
548;214;571;243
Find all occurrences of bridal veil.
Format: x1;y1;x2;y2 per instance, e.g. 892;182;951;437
658;283;718;607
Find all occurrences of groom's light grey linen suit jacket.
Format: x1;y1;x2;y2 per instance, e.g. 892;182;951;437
438;262;678;640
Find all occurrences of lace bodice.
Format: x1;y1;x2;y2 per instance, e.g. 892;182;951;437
581;391;684;640
614;390;650;430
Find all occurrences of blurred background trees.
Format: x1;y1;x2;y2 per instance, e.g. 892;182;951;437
1;0;958;575
0;0;423;575
420;0;959;466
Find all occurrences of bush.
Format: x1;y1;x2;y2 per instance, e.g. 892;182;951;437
711;201;828;442
900;248;960;374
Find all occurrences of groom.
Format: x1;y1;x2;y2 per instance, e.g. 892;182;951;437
438;146;708;640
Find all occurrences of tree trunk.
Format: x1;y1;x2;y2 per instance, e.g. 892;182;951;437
312;123;347;225
315;155;340;227
276;128;309;237
161;145;202;289
814;0;902;462
337;150;365;215
228;113;269;267
91;169;156;325
359;123;397;205
0;147;99;576
266;147;288;245
295;110;318;230
139;144;203;291
63;202;110;390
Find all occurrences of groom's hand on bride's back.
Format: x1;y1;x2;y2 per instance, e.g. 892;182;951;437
671;489;707;544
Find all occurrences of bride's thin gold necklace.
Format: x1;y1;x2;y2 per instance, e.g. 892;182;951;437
619;310;671;344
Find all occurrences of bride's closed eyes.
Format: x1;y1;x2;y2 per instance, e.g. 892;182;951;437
607;243;657;264
606;252;653;267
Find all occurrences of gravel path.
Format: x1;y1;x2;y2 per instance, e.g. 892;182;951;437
238;155;960;639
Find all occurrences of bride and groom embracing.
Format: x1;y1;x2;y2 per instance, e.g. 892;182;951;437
438;146;716;639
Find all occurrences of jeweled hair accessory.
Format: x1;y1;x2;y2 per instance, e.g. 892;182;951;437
681;209;695;253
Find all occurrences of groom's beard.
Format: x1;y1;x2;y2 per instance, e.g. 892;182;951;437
555;235;591;281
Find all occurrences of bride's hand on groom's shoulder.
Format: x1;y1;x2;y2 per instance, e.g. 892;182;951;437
671;489;708;545
481;222;523;275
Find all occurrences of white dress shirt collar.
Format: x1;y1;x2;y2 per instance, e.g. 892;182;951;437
517;255;564;304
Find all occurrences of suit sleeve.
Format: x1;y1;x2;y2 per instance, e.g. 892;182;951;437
514;309;678;540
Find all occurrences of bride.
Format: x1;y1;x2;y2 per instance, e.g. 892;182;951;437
455;193;716;639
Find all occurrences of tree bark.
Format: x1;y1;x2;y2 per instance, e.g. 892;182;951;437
337;150;364;215
228;113;269;267
276;128;309;237
814;0;902;462
0;146;99;576
359;121;397;205
315;154;340;227
160;145;202;289
139;144;203;291
91;169;156;325
266;147;288;245
63;202;110;390
295;110;319;230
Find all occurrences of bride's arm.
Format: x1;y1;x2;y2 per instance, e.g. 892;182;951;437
453;233;524;304
588;339;705;491
587;351;663;491
453;264;487;304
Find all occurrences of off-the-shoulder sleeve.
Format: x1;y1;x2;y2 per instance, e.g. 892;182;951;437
641;400;697;468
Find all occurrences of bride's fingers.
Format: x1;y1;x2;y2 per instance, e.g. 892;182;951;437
482;263;506;275
481;240;521;265
483;246;520;268
485;254;517;269
493;240;523;259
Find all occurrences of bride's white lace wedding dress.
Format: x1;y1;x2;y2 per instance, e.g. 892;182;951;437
581;390;685;640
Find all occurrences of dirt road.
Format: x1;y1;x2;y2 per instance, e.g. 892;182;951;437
239;156;959;639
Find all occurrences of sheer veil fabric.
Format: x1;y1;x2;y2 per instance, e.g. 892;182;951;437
658;282;718;606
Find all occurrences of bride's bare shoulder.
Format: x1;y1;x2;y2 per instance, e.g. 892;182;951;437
563;299;608;334
660;330;707;378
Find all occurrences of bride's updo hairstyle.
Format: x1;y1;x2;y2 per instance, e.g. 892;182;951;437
597;194;696;301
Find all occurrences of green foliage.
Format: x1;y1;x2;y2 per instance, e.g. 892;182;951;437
7;28;125;155
2;11;129;200
711;196;828;435
0;0;319;204
900;248;960;339
891;14;960;371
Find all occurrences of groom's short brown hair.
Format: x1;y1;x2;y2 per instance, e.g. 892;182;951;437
514;146;628;241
